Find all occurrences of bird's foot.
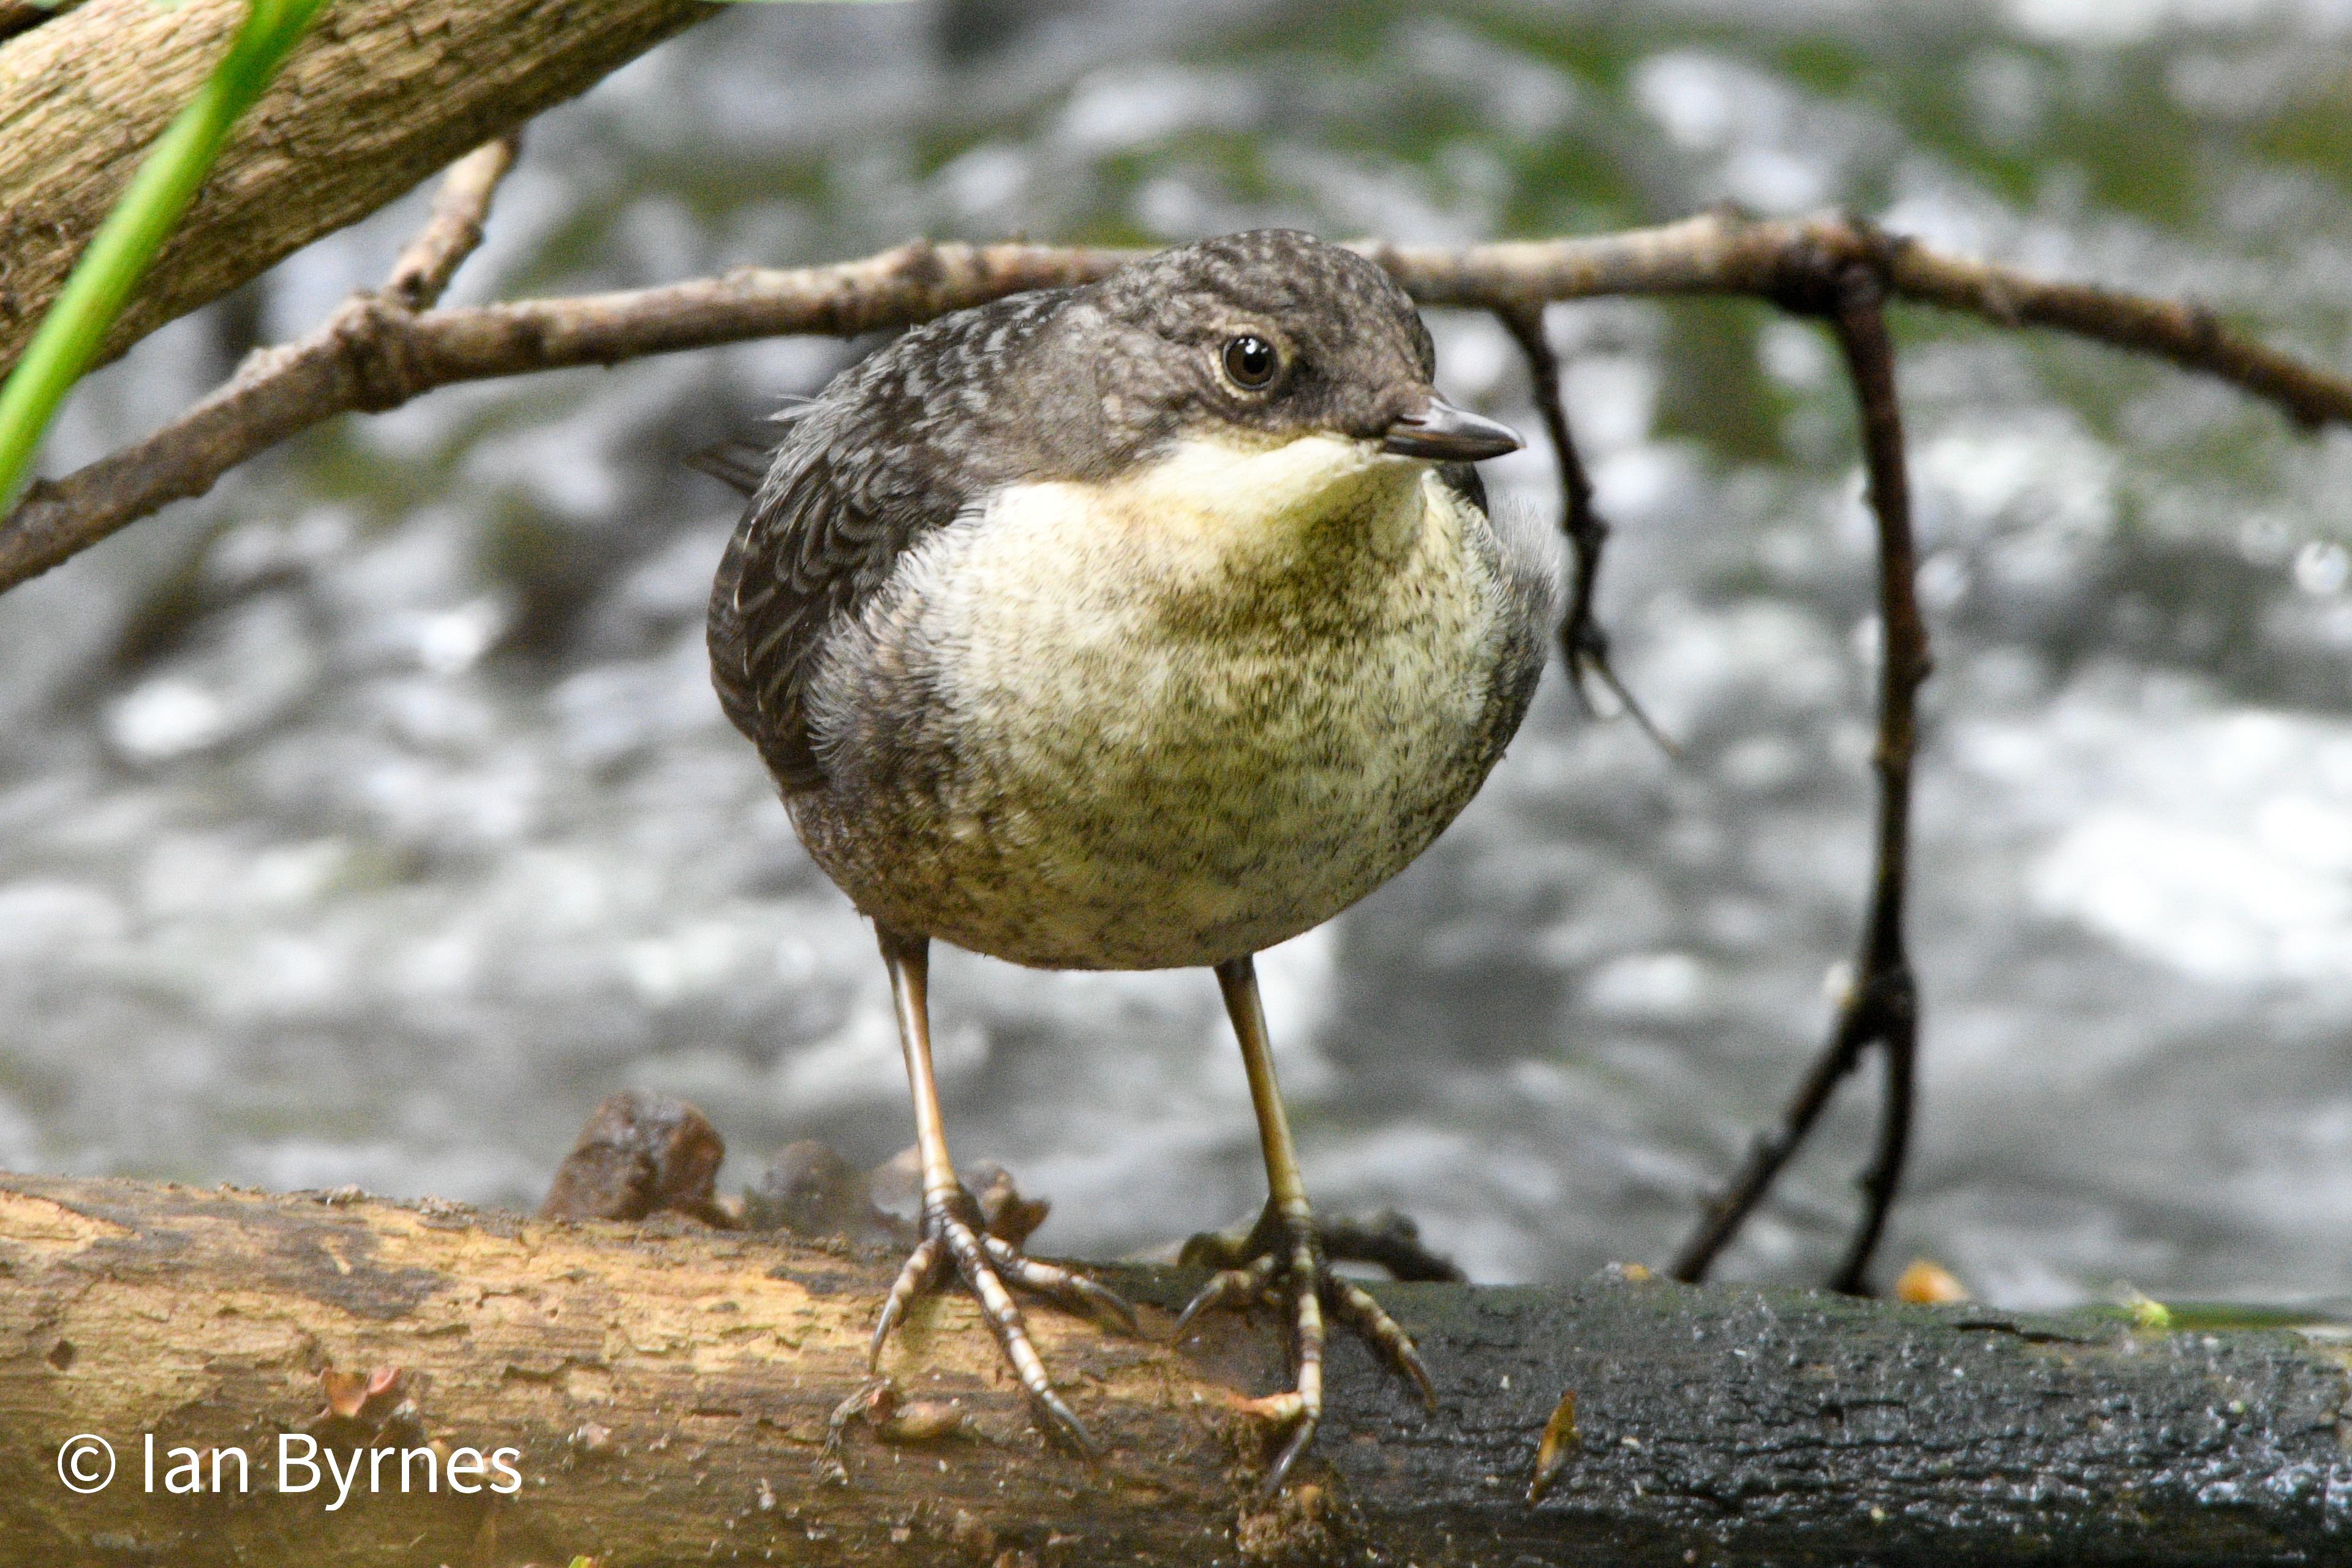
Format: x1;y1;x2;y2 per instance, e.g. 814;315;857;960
1176;1202;1438;1488
870;1184;1134;1456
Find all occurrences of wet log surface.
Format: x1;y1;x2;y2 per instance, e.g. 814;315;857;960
2;1172;2347;1566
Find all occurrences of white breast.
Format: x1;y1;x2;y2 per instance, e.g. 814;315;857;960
806;431;1528;969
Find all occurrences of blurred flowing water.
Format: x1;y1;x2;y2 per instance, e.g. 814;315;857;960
7;0;2352;1305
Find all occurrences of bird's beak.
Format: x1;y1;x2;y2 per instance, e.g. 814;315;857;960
1381;396;1523;462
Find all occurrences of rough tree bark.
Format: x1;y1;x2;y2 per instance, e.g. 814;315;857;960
0;0;714;382
3;1172;2347;1567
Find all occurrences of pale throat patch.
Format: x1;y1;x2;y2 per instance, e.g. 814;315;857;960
989;430;1433;578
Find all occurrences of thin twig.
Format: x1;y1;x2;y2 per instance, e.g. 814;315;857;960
1495;303;1676;755
1668;1003;1877;1287
382;134;522;312
1822;263;1927;1294
1373;213;2352;426
7;210;2350;594
1668;252;1930;1294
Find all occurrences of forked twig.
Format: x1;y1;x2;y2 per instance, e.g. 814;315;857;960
1669;244;1929;1293
383;134;523;313
1496;304;1677;755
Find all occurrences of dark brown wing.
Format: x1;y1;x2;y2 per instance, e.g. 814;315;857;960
709;437;924;790
707;290;1087;793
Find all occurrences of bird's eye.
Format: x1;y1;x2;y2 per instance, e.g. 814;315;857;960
1221;334;1279;390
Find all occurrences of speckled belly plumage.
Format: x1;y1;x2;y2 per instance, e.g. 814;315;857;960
786;448;1548;970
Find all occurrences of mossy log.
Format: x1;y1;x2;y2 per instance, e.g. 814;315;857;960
2;1172;2347;1566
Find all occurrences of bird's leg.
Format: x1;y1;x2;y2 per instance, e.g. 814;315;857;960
1180;954;1438;1489
869;924;1133;1456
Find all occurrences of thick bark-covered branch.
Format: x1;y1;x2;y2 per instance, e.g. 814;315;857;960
0;0;710;382
2;1172;2347;1566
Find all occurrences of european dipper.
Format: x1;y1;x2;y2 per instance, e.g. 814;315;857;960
708;229;1553;1479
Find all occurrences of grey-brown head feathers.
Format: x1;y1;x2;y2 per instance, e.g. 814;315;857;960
1083;228;1437;451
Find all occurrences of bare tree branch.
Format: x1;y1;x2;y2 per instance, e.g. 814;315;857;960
0;238;1139;590
1822;264;1930;1294
1887;236;2352;429
1374;214;2352;425
10;210;2349;598
1670;249;1931;1294
0;205;2332;1289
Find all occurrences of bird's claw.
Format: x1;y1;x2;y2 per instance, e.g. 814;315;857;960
1176;1203;1436;1490
1328;1275;1437;1409
981;1232;1139;1334
1174;1252;1278;1337
869;1186;1130;1457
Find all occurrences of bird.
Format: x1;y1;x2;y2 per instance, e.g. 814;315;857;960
706;227;1555;1483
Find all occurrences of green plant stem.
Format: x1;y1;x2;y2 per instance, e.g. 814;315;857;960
0;0;331;513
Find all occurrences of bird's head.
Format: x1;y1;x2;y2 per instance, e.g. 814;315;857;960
1081;228;1521;469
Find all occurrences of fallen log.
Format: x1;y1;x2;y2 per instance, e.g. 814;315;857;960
1;1172;2346;1566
